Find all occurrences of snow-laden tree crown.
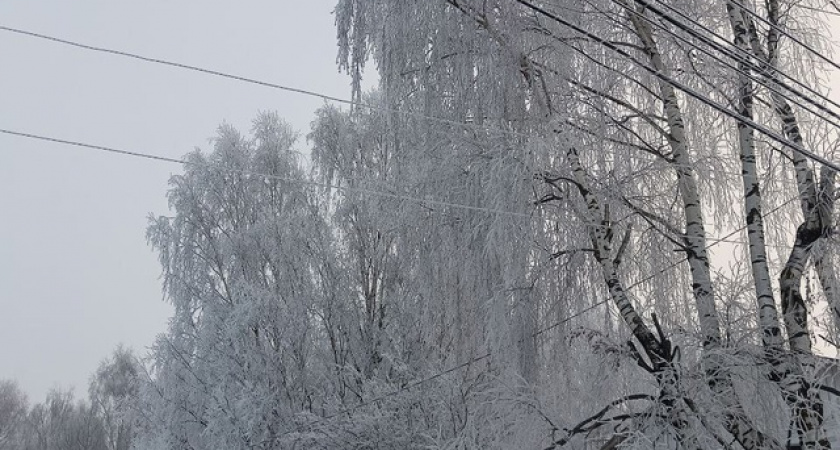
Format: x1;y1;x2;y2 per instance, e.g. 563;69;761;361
5;1;837;449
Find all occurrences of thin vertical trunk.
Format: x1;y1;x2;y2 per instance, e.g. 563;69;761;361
569;147;766;449
779;221;829;448
816;250;840;331
780;228;817;355
737;2;833;446
619;0;720;350
744;13;817;214
814;167;840;334
568;147;661;352
776;166;834;448
620;3;776;447
725;0;786;353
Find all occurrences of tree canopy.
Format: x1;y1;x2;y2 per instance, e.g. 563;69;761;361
7;1;839;449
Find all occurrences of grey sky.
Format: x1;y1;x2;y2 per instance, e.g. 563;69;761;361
0;1;365;403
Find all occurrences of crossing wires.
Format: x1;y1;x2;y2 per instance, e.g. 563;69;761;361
511;0;840;173
3;8;840;171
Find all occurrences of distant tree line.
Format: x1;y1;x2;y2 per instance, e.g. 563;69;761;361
0;347;137;450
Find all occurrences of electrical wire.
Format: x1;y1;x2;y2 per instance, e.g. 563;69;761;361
0;25;533;141
2;21;839;173
732;0;840;73
643;0;840;115
576;0;840;125
0;128;540;220
615;0;840;130
2;20;804;194
0;21;834;212
512;0;840;173
0;126;804;250
0;18;811;247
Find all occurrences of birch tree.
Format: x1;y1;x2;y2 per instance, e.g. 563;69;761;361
334;0;840;447
89;346;138;450
125;2;840;447
138;113;338;449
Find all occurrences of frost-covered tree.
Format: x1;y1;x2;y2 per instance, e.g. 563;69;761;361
308;95;542;447
310;91;537;381
333;0;840;448
0;378;131;450
14;389;108;450
89;346;138;450
0;380;28;448
136;112;347;449
128;2;840;448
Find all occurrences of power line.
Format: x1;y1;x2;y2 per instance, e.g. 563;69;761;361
0;18;811;241
618;0;840;130
577;0;840;125
642;0;840;116
536;195;798;339
0;26;354;102
0;128;537;220
1;126;804;250
3;21;836;199
3;21;839;174
0;25;532;141
732;0;840;73
0;127;721;234
2;21;806;194
2;125;801;291
1;124;802;329
512;0;840;174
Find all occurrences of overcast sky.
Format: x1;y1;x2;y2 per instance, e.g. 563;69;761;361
0;1;370;403
1;2;839;405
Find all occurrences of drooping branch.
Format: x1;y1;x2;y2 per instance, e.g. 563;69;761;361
543;394;654;449
568;146;663;357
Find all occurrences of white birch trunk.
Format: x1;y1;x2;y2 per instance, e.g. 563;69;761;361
621;3;778;447
568;147;660;351
736;2;833;446
725;0;786;352
569;146;772;449
619;0;721;350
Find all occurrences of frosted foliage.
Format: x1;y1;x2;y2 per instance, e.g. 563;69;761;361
140;113;331;449
124;0;840;448
1;389;110;450
310;95;537;372
333;0;840;448
0;381;27;448
89;346;138;450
